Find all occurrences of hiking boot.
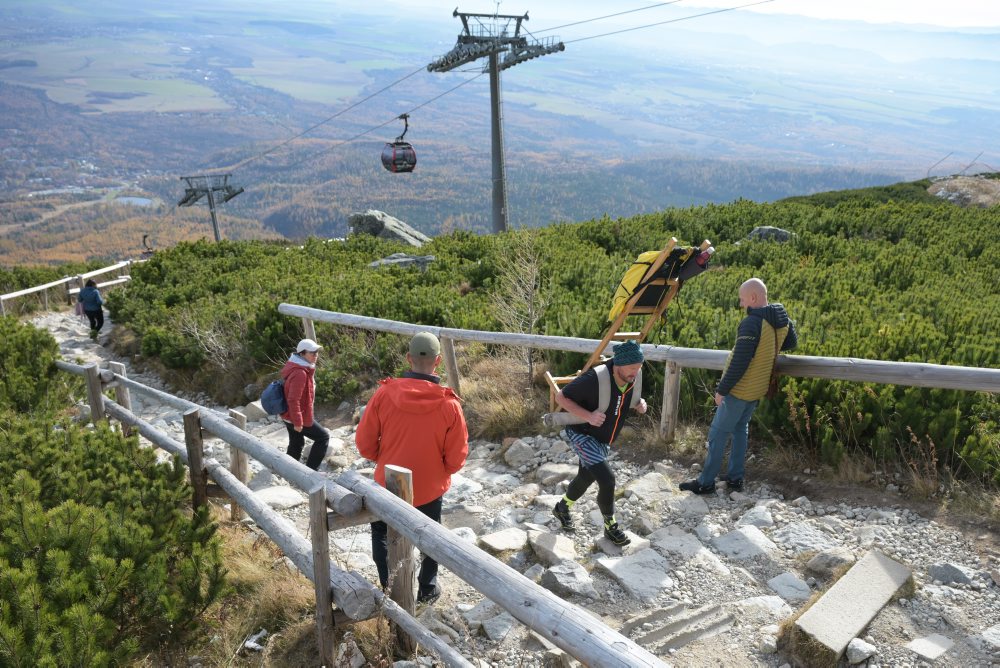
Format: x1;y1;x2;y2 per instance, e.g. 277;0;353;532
679;479;716;495
723;477;744;492
603;522;631;546
552;499;575;532
416;585;441;605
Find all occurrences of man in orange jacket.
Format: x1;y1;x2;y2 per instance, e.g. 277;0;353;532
355;332;469;604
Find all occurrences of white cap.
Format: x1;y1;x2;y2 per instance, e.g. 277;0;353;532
296;338;322;353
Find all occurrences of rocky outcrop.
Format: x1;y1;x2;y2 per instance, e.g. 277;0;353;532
349;209;432;247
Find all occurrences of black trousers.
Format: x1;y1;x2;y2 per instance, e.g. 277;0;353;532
84;309;104;332
566;459;616;518
371;495;443;593
283;421;329;470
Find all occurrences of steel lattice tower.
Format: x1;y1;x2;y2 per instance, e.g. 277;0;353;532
428;10;564;233
177;174;244;242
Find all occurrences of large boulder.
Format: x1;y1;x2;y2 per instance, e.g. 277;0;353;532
748;226;794;242
349;209;432;247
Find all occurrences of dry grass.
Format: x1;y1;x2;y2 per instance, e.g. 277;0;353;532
159;512;320;668
459;353;551;439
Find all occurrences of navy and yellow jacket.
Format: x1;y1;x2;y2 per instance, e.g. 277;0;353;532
717;303;797;401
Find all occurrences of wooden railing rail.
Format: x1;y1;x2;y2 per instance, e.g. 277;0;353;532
55;358;668;666
278;303;1000;441
57;361;471;665
1;258;144;316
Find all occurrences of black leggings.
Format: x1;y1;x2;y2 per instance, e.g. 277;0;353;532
566;460;616;518
84;309;104;332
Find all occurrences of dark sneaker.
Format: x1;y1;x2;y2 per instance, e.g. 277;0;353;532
679;479;716;495
416;585;441;605
724;477;744;492
603;522;631;546
552;499;575;532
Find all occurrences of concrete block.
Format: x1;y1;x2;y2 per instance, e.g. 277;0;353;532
785;551;912;666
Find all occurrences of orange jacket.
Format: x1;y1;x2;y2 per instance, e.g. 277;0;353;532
355;375;469;507
280;355;315;429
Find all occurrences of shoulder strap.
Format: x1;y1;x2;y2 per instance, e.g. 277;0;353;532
595;365;611;414
630;367;642;409
595;364;642;412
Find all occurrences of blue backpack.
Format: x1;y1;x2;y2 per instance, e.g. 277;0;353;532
260;379;288;415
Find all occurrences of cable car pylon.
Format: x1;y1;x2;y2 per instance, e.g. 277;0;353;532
428;9;564;233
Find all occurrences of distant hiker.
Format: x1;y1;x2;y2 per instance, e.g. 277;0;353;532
551;339;648;547
355;332;469;605
77;279;104;335
280;338;329;470
680;278;797;495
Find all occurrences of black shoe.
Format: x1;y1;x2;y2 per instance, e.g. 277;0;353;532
553;499;575;532
723;477;744;492
603;522;631;546
679;479;716;495
416;585;441;605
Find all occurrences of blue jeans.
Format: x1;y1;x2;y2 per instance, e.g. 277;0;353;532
699;395;758;485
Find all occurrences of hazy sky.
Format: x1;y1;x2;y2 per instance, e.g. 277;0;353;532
403;1;1000;29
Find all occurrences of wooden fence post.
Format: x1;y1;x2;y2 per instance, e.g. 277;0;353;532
441;336;461;395
84;364;105;425
108;362;132;437
385;464;416;655
183;408;208;509
228;409;250;522
309;485;336;667
660;362;681;442
302;317;316;343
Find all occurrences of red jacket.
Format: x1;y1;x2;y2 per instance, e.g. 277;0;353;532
355;375;469;507
280;355;315;429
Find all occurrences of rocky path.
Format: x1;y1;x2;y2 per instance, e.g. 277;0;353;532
34;311;1000;667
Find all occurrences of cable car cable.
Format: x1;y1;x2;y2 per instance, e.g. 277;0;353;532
534;1;687;34
561;0;775;44
227;65;427;171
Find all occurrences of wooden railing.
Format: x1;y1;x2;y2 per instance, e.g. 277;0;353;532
278;303;1000;441
55;359;666;667
0;259;141;316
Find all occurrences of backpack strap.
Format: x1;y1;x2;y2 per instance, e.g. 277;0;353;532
595;365;611;415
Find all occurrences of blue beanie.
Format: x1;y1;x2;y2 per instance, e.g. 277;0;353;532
613;340;644;366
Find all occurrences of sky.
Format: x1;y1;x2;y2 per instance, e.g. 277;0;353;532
400;0;1000;30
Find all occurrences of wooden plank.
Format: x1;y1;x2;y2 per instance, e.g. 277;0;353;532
385;465;416;655
183;409;208;509
337;470;667;667
88;370;364;516
84;364;105;425
310;486;336;668
108;362;132;437
228;409;250;522
660;362;681;442
327;509;376;531
274;306;1000;393
302;317;316;343
441;336;461;396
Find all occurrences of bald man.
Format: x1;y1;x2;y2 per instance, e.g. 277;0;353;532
680;278;797;494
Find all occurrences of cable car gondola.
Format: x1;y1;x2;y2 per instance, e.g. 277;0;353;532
381;113;417;173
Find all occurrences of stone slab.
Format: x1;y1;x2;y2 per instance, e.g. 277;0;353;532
906;633;954;661
792;551;912;664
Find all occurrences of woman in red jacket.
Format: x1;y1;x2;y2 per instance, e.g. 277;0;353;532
280;338;329;470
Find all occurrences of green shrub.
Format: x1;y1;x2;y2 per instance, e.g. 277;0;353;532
0;419;227;665
0;316;77;415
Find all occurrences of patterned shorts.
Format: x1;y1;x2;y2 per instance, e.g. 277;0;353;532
562;428;611;467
